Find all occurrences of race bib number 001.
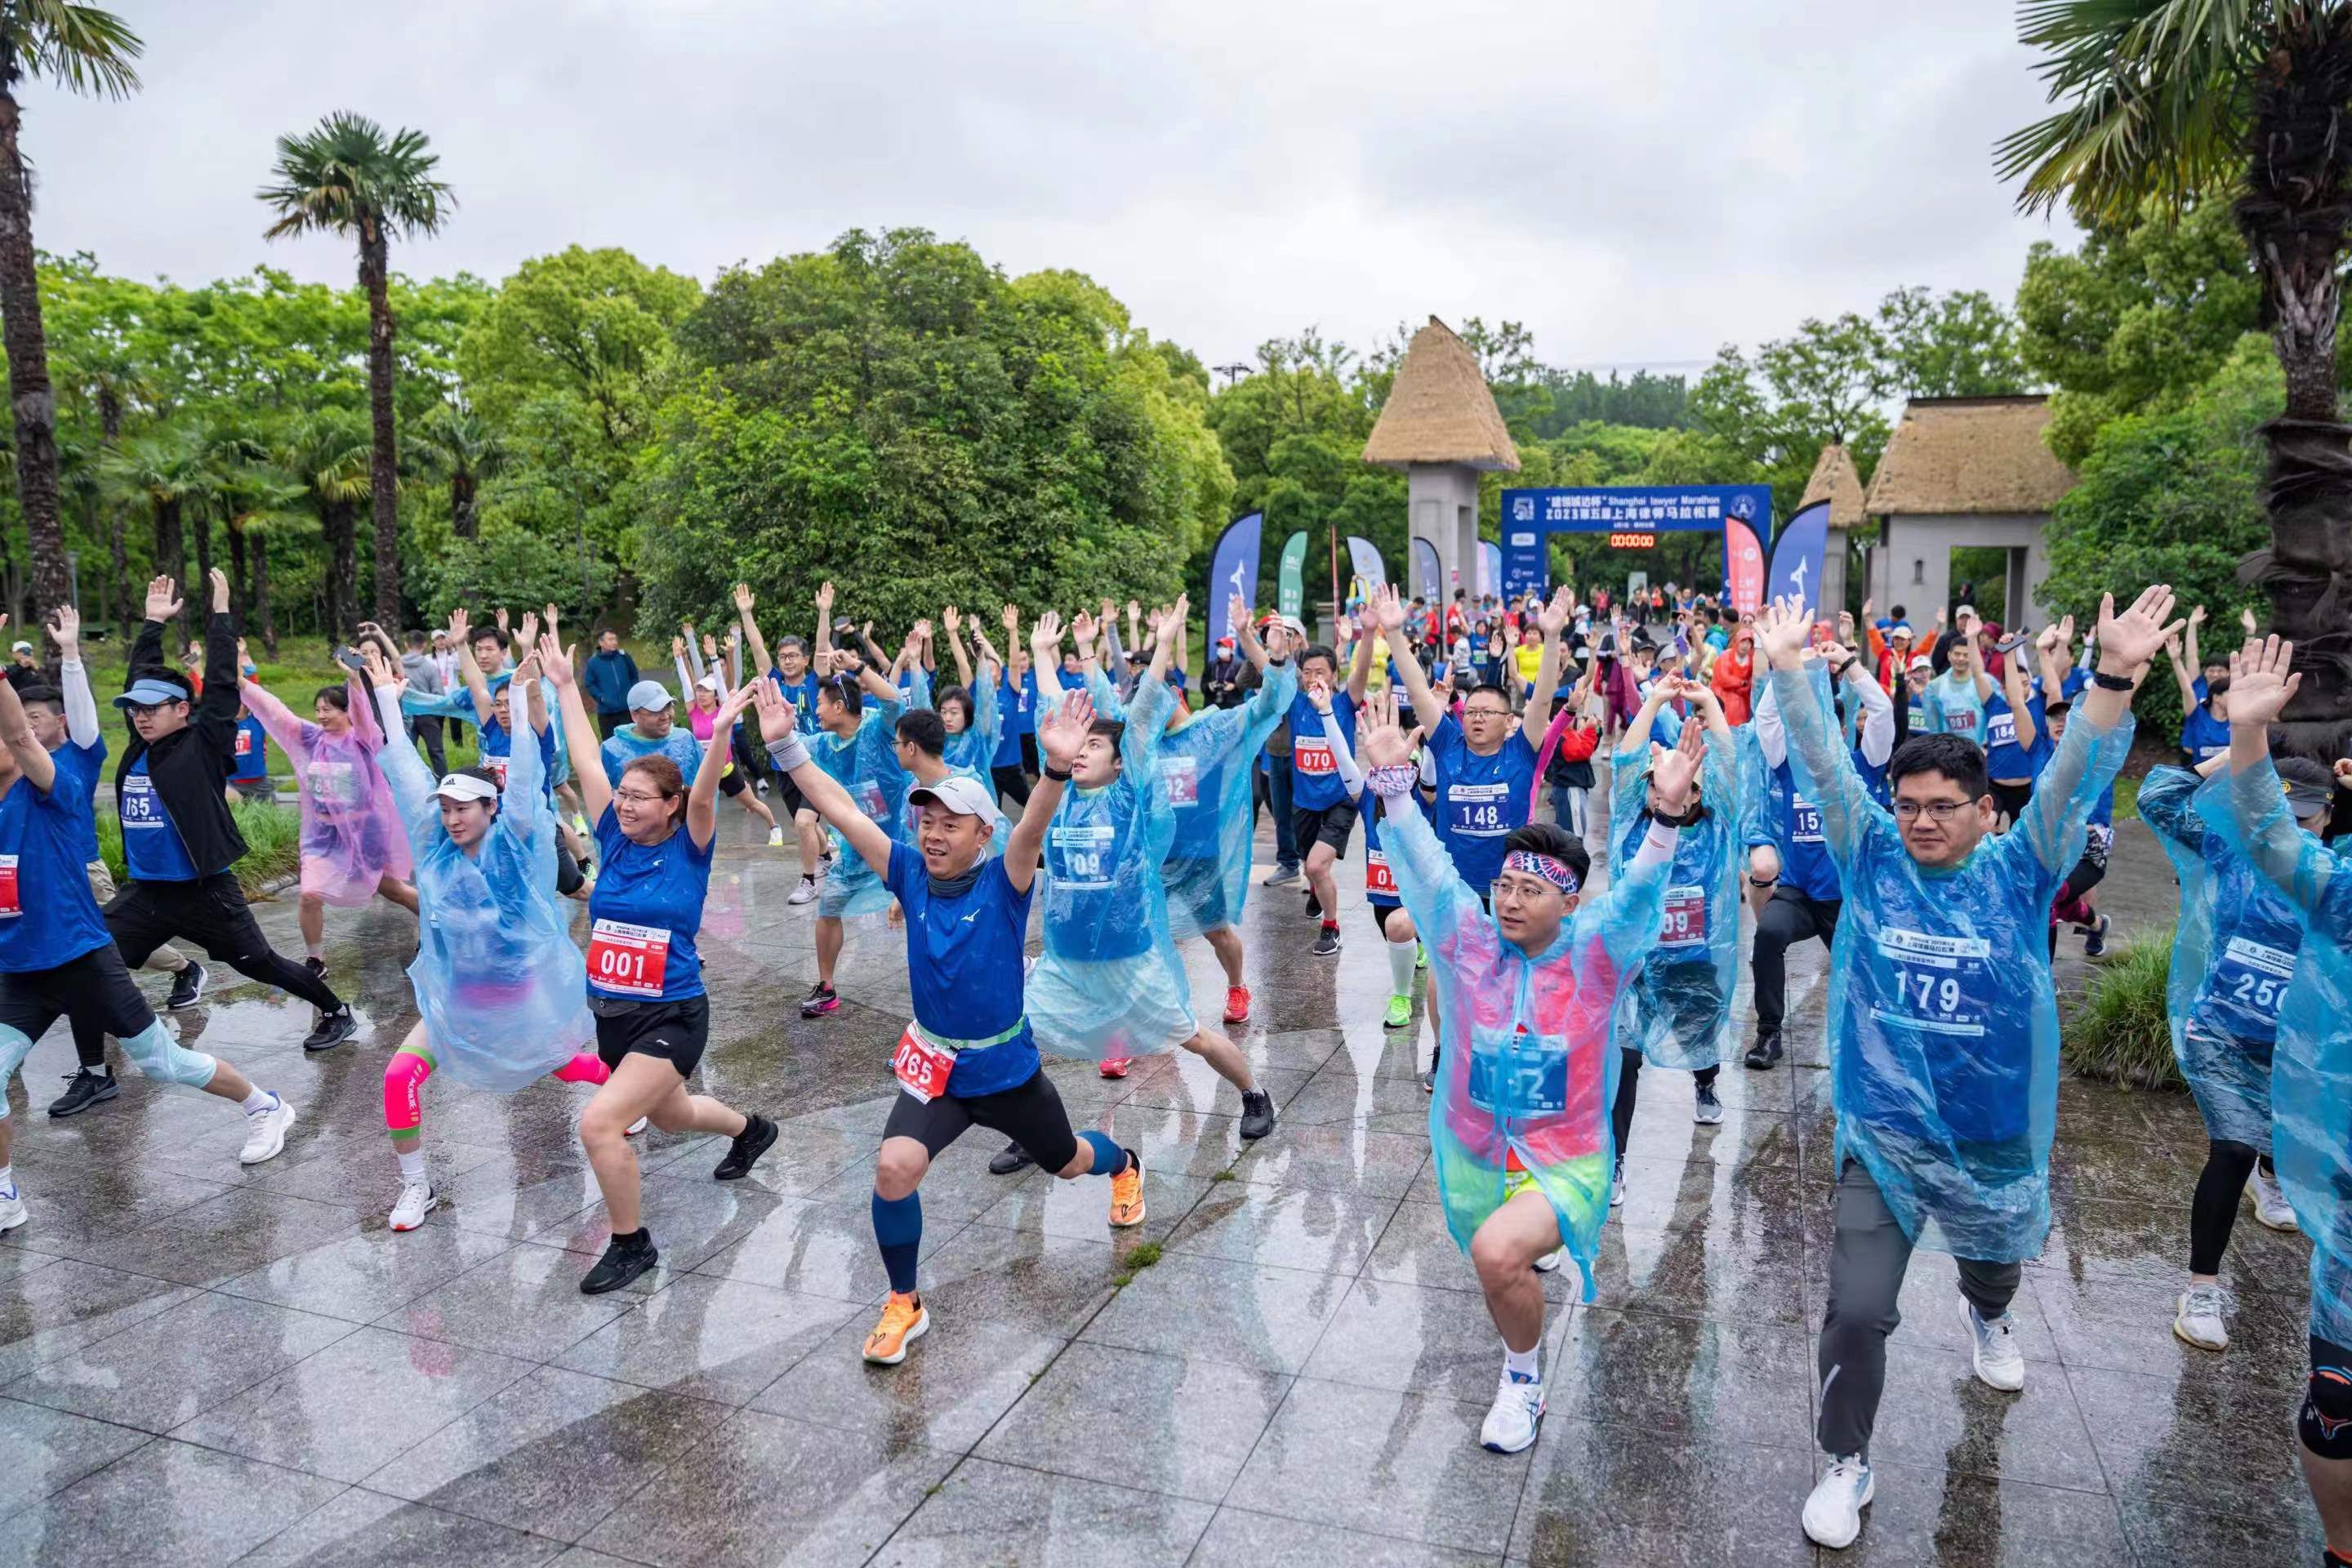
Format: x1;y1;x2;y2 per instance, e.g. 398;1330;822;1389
891;1022;957;1103
587;918;671;998
1661;884;1706;947
1871;925;1992;1038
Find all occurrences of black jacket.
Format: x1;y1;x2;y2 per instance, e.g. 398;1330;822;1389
115;611;247;875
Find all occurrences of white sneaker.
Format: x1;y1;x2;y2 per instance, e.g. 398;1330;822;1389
1610;1160;1626;1208
787;878;818;907
1533;1247;1566;1274
2251;1167;2299;1232
1958;1296;2025;1391
1693;1082;1724;1125
1478;1371;1544;1454
767;826;785;848
2173;1283;2229;1351
626;1116;649;1137
238;1094;296;1165
1802;1454;1874;1548
388;1179;437;1232
0;1187;25;1233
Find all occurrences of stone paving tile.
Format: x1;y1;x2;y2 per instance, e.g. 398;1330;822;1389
1509;1418;1816;1566
234;1484;570;1567
0;1436;347;1567
1079;1249;1351;1374
756;1312;1067;1451
7;1289;356;1432
868;1457;1215;1566
976;1340;1288;1501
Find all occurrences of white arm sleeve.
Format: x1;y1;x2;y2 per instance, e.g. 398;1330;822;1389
60;657;100;748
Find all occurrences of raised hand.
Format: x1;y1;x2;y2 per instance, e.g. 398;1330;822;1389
45;604;78;657
447;607;470;646
715;679;760;728
519;611;540;648
1030;609;1063;659
750;675;797;738
1863;596;1875;619
1536;585;1574;635
209;568;229;613
816;581;835;613
1650;724;1704;815
543;603;561;635
1370;583;1405;632
1037;688;1095;770
1001;602;1018;631
2225;635;2299;728
910;618;933;644
1227;592;1252;636
670;635;687;661
702;633;719;661
1356;689;1420;769
143;576;182;623
1071;608;1098;646
2189;604;2207;629
1152;595;1187;640
2241;604;2261;636
536;635;577;690
496;608;510;633
2335;758;2352;788
942;605;961;635
2093;584;2185;675
514;650;543;687
1754;595;1811;670
733;582;755;613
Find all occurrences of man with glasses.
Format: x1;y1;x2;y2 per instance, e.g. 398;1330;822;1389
1753;588;2172;1550
92;574;357;1054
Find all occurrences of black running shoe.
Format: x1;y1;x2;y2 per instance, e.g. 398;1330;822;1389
164;961;208;1010
800;983;839;1018
1239;1089;1276;1140
988;1139;1036;1176
303;956;326;981
713;1114;777;1180
580;1230;658;1294
2082;913;2111;957
302;1005;359;1052
1312;927;1341;958
1743;1031;1783;1071
46;1069;118;1119
1304;889;1322;918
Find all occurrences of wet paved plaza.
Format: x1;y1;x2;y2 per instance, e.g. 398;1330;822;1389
0;800;2325;1566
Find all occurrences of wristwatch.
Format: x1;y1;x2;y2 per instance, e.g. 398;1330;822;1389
2090;669;2134;691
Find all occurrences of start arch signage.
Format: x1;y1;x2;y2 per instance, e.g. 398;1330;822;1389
1499;485;1775;607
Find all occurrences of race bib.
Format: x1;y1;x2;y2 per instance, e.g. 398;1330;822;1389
0;853;18;918
2213;935;2296;1020
309;760;359;808
1467;1025;1569;1116
122;773;164;828
853;779;888;821
1293;736;1336;777
1944;707;1979;736
1986;710;2017;751
1661;884;1707;947
586;918;671;998
1792;796;1824;844
1446;780;1511;839
1049;821;1118;889
1365;845;1396;898
1160;753;1200;808
890;1022;957;1103
1908;703;1931;733
1872;926;1992;1038
234;730;253;758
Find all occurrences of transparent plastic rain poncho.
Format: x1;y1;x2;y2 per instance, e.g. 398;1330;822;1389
906;665;1003;778
1608;723;1740;1071
1732;724;1779;853
1384;790;1672;1299
808;695;907;918
2138;766;2301;1150
1082;661;1298;939
1771;663;2132;1262
401;675;572;791
370;685;590;1090
1026;675;1194;1061
2200;759;2352;1343
241;676;412;906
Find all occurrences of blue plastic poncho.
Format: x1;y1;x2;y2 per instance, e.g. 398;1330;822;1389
1384;784;1672;1299
403;676;573;791
1733;724;1778;854
811;696;909;919
371;685;590;1091
2202;759;2352;1343
1771;662;2132;1262
600;722;705;787
1609;724;1740;1071
2139;766;2302;1149
1026;675;1193;1060
906;666;1004;778
1082;661;1298;940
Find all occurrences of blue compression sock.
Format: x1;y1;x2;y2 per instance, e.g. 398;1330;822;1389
871;1190;921;1295
1079;1130;1128;1178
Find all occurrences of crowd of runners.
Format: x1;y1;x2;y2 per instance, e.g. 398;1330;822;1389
0;567;2345;1559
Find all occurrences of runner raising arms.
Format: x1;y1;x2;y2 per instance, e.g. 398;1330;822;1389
753;675;1144;1366
733;581;831;903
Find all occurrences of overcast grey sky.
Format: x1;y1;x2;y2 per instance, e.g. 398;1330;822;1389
33;1;2075;373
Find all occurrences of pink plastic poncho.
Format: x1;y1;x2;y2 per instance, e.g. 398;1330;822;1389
240;675;412;905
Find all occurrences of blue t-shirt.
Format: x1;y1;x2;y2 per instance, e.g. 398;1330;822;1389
1426;713;1538;889
600;726;706;788
1285;689;1356;811
229;716;270;786
1983;691;2050;781
478;715;558;800
0;770;113;971
2182;705;2231;764
51;737;105;865
994;671;1035;768
587;807;715;1002
1771;757;1841;903
121;755;203;882
885;843;1038;1097
1361;786;1401;910
769;669;821;736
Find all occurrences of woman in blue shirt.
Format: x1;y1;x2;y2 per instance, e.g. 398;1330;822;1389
546;637;779;1294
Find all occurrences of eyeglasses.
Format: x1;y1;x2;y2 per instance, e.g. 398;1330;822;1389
1463;706;1511;720
124;702;176;718
1892;800;1974;822
613;788;673;806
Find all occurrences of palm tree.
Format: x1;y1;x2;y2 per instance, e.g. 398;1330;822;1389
0;4;140;646
415;401;501;539
272;409;368;641
257;111;452;629
2000;1;2352;758
224;470;311;655
101;425;212;639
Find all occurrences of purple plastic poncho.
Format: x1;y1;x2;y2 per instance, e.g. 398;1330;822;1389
241;675;412;905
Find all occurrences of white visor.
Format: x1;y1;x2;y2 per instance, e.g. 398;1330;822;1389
432;773;500;804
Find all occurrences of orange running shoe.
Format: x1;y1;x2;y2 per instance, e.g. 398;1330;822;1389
1108;1152;1147;1228
862;1290;929;1364
1098;1056;1131;1079
1223;984;1251;1024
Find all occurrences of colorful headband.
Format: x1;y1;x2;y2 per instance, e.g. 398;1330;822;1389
1503;850;1580;893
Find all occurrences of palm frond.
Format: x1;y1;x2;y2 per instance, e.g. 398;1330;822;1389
13;1;140;100
257;109;454;243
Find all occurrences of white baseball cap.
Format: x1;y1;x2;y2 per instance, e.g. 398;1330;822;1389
1908;655;1934;674
432;773;500;804
907;775;1001;826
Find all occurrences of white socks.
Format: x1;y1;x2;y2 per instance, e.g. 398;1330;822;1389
397;1149;426;1183
239;1089;275;1116
1387;936;1418;997
1503;1343;1541;1381
0;1163;16;1199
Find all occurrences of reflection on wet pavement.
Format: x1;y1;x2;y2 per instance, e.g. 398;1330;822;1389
0;807;2319;1564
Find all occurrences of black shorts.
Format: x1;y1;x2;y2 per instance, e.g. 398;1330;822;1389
719;767;748;799
1989;779;2033;822
104;872;276;970
882;1067;1079;1173
594;994;710;1079
773;772;810;817
1371;902;1410;939
0;944;157;1044
1293;798;1360;857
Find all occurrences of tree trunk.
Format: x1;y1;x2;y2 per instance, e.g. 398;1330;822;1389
451;466;477;541
108;506;128;641
154;497;186;644
0;87;69;662
2238;15;2352;763
253;530;277;656
323;499;354;643
361;223;402;628
226;523;247;626
192;509;212;596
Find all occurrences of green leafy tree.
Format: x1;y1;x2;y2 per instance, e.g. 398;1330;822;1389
2002;0;2352;755
1877;287;2030;399
260;112;454;632
0;2;140;644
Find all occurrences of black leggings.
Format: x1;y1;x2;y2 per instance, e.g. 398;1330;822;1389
991;764;1033;809
74;873;342;1060
2189;1138;2278;1275
1751;888;1840;1036
883;1067;1079;1174
1610;1047;1722;1158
